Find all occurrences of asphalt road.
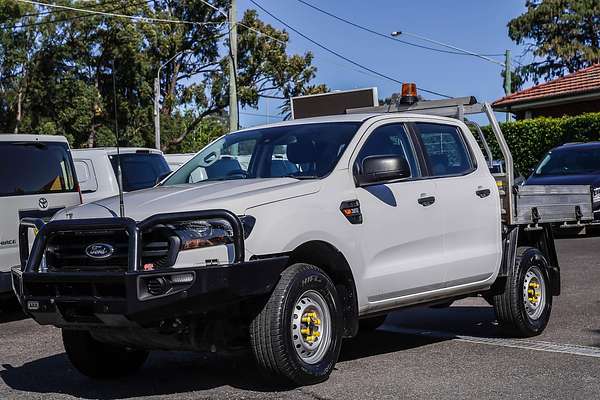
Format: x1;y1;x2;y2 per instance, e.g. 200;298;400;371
1;236;599;399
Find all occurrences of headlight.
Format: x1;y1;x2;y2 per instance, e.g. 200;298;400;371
593;187;600;203
173;219;234;251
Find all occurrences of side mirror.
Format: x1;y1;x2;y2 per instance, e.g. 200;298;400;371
355;155;411;187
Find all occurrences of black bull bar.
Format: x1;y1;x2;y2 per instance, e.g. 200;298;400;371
11;211;288;326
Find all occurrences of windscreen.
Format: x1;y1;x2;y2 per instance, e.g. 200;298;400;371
109;153;171;192
535;147;600;176
0;140;76;197
162;122;361;185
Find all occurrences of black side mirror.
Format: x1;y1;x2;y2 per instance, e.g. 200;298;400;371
355;155;411;187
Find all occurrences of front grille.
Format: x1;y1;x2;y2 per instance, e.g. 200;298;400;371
43;228;173;272
45;230;130;272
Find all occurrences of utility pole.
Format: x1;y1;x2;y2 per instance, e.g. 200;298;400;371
504;49;512;122
154;76;161;150
228;0;239;132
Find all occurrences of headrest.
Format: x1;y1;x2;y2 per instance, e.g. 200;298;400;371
287;140;317;164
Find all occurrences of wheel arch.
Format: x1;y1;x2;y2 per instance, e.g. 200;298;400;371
287;240;359;338
497;225;560;296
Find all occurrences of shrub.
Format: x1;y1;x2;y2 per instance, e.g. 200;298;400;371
481;112;600;173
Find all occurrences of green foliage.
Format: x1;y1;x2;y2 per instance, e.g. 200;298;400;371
0;1;328;152
481;112;600;172
508;0;600;83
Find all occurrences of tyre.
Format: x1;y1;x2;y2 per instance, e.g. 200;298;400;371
62;329;148;379
359;314;387;332
492;246;553;337
249;263;343;386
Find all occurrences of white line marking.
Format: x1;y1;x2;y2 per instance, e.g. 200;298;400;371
381;325;600;359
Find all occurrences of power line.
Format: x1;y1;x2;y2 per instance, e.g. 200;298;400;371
9;0;152;28
295;0;505;58
16;0;222;27
392;30;505;67
250;0;451;98
11;0;127;19
197;0;288;45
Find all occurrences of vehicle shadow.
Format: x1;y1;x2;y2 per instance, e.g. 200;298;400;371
0;298;27;323
0;305;498;399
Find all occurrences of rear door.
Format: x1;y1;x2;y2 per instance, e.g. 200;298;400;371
413;122;501;288
352;121;445;306
0;140;80;274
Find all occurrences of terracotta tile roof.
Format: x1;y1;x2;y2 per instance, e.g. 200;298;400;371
493;63;600;108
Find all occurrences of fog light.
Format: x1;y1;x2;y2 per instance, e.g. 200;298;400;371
170;273;195;284
147;277;170;296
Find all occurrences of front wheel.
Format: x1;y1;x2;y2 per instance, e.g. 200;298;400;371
62;329;148;379
492;246;553;337
249;263;343;386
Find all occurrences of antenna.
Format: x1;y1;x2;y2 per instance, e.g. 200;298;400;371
111;59;126;218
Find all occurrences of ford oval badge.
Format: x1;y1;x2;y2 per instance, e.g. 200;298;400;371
85;243;114;259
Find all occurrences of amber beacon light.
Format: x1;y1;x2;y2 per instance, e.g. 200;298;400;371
400;82;418;105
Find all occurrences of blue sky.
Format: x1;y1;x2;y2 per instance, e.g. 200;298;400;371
236;0;529;127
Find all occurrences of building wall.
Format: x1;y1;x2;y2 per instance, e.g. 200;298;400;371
515;99;600;120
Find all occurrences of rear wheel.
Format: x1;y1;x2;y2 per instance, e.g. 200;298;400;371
62;329;148;379
492;246;553;337
249;263;343;385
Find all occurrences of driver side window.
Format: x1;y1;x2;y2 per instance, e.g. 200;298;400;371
356;123;420;177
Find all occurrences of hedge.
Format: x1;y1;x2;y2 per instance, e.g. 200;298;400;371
480;112;600;173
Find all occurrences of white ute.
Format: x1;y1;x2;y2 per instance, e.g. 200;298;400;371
13;93;592;385
73;147;171;203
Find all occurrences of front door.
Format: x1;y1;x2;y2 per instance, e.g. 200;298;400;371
352;121;446;306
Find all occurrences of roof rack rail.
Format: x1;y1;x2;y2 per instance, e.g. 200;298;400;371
346;96;484;119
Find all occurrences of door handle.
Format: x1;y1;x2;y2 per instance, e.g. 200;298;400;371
476;188;491;198
418;196;436;206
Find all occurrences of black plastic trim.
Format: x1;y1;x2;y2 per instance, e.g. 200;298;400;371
12;256;289;326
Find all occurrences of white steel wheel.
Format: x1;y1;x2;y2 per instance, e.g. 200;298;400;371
523;265;546;320
291;290;332;364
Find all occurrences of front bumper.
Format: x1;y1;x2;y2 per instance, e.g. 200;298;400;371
12;211;288;327
11;257;288;327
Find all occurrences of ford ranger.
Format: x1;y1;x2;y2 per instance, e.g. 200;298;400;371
12;94;593;385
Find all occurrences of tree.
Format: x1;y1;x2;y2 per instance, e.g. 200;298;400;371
0;1;328;152
508;0;600;83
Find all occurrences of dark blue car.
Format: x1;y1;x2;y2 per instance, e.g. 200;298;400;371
525;142;600;219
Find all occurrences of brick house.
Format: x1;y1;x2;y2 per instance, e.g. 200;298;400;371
493;64;600;120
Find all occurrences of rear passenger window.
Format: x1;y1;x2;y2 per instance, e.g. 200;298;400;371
356;124;419;177
416;123;473;176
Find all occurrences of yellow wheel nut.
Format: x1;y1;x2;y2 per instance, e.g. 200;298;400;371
301;316;311;323
314;318;321;326
300;328;310;335
313;331;321;337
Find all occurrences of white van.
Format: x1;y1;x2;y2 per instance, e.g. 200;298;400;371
0;134;81;296
73;148;171;203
